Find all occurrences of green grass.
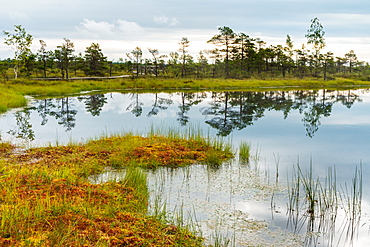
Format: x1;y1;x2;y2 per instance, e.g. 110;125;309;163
238;141;251;165
0;89;28;113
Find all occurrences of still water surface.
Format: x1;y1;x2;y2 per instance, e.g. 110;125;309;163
1;89;370;246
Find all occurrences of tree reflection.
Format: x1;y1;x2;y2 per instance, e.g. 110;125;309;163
78;94;107;116
30;97;78;132
147;93;173;117
126;93;143;117
52;97;77;131
4;89;365;141
7;110;35;141
201;92;234;136
302;90;333;138
177;92;205;126
264;91;294;119
201;91;271;136
33;99;55;125
200;90;340;137
336;90;361;108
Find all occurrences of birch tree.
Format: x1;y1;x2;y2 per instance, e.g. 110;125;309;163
3;25;33;79
305;17;325;76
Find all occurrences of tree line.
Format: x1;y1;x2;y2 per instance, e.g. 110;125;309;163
1;18;369;80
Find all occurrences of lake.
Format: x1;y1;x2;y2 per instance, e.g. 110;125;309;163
1;89;369;246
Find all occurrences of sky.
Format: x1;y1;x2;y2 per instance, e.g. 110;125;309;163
1;0;370;62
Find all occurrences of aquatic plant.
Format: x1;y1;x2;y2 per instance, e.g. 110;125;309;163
238;141;250;165
338;164;363;244
285;163;363;246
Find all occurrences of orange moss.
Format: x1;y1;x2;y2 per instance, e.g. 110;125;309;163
0;142;15;155
0;134;232;246
131;140;208;166
0;174;202;246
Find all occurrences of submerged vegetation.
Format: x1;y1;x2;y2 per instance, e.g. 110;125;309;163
0;131;233;246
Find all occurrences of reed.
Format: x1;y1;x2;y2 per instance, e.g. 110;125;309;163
238;141;250;165
338;164;363;244
285;163;363;246
209;225;231;247
121;167;148;212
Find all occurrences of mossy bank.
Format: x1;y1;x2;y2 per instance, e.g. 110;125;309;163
0;132;233;246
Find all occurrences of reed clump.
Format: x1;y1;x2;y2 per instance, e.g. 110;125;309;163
286;163;363;246
238;141;251;164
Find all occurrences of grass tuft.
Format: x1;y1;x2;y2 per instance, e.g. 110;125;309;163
238;141;251;164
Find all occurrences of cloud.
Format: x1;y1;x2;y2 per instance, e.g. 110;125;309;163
154;14;179;26
77;19;115;38
116;20;145;33
76;19;145;38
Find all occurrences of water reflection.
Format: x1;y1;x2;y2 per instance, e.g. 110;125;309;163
77;94;108;116
177;92;205;126
7;110;35;141
148;93;173;117
91;159;367;246
3;89;365;142
32;97;77;131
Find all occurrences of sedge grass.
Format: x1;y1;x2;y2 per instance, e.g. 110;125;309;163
238;141;251;165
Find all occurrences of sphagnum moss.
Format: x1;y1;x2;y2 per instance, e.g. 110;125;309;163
0;132;234;246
